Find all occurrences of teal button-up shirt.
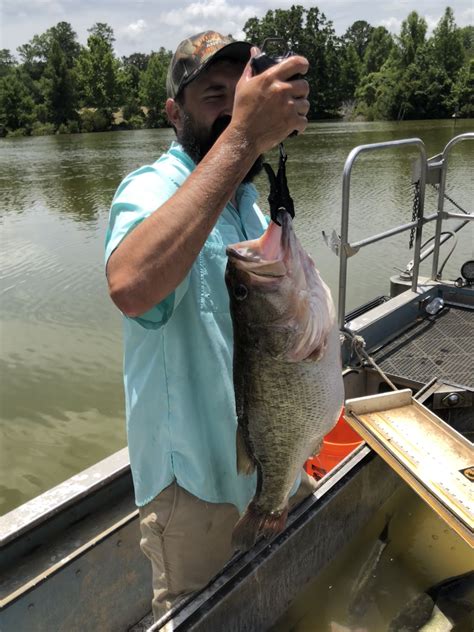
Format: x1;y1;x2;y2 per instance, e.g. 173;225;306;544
105;142;267;510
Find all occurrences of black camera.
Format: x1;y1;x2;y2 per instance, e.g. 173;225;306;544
250;38;300;79
251;51;297;75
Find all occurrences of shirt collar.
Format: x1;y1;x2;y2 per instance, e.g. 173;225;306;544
168;141;196;173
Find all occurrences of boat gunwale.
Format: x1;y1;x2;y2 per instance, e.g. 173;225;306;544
0;448;129;548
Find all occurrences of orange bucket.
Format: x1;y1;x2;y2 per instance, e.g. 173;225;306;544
305;411;364;480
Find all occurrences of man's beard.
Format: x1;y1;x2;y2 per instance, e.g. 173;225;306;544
178;112;264;184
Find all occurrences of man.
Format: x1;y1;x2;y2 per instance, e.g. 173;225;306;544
105;31;313;622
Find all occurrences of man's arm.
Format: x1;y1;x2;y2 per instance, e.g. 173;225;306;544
106;54;309;318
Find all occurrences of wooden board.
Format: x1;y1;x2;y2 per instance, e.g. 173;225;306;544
344;389;473;547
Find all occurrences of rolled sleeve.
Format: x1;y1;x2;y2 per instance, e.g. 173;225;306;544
127;275;190;330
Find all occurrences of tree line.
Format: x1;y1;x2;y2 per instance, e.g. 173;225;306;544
0;6;472;137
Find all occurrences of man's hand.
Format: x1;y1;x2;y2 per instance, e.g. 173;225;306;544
228;48;310;155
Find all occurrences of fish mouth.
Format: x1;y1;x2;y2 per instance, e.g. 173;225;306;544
225;247;261;264
226;248;286;278
226;218;290;278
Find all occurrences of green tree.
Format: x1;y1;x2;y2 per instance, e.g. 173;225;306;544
244;5;311;52
76;22;120;124
0;69;35;133
403;43;453;118
398;11;427;68
431;7;464;76
339;44;361;102
41;39;77;126
267;5;307;50
244;6;307;54
48;22;82;68
363;27;394;74
459;26;474;60
452;59;474;116
343;20;374;60
124;53;150;72
88;22;115;47
119;53;150;101
140;48;171;127
17;23;81;80
17;33;50;81
355;10;428;120
303;7;342;116
356;7;466;122
15;23;81;122
356;70;401;120
0;50;16;78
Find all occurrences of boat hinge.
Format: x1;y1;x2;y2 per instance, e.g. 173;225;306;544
412;153;443;185
322;230;359;258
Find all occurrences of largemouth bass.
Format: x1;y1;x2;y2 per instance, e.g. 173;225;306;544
225;211;344;551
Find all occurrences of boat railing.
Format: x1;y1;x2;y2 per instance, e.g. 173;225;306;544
337;132;474;330
429;133;474;279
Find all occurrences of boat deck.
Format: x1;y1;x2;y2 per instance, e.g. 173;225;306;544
372;305;474;390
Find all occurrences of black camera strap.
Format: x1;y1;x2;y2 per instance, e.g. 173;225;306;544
263;143;295;226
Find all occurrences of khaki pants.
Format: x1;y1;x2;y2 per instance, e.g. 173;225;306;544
138;471;317;623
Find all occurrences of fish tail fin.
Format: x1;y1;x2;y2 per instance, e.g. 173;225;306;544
232;502;288;552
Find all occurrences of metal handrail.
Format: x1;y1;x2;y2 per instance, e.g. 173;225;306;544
338;138;428;329
431;133;474;279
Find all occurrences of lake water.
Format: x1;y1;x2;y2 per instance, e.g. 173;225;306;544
1;120;473;514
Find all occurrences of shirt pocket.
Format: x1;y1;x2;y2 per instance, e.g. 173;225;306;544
199;225;241;314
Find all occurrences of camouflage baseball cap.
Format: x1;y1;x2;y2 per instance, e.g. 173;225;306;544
167;31;252;99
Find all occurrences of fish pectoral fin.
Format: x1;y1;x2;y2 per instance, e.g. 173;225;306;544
236;425;256;475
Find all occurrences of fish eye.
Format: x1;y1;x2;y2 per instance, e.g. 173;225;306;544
234;284;248;301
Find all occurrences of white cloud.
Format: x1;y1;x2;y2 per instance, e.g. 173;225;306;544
180;0;255;20
125;19;147;35
425;14;442;33
460;7;474;26
127;19;147;34
160;0;259;41
379;17;402;33
120;18;149;44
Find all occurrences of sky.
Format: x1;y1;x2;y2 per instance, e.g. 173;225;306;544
1;0;473;59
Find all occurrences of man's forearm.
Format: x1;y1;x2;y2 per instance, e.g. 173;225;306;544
107;127;257;317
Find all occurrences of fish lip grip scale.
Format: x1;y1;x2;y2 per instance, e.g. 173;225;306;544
263;144;295;226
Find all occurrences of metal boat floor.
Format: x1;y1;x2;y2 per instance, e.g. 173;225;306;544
372;306;474;389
